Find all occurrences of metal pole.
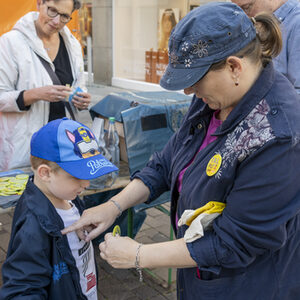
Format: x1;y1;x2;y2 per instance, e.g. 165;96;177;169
87;35;93;85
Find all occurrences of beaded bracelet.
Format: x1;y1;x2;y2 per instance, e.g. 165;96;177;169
135;243;143;282
110;199;122;217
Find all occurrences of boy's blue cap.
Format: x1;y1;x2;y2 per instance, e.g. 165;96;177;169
30;118;118;180
160;2;256;91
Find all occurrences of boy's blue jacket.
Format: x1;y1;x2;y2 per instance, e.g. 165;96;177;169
0;178;90;300
133;63;300;299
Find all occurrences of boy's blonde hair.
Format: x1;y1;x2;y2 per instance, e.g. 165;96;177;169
30;155;61;172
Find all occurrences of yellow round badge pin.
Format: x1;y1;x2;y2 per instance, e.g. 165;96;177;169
206;154;222;177
112;225;121;236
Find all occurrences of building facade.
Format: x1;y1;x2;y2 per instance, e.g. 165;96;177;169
92;0;229;90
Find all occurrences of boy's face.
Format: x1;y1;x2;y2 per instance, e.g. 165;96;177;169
46;167;90;202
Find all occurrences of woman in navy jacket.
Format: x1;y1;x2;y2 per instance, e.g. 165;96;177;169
63;3;300;299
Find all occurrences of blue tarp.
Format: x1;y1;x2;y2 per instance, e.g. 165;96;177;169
90;91;192;174
89;91;192;214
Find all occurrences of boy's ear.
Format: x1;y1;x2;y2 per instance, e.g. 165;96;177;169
36;164;52;181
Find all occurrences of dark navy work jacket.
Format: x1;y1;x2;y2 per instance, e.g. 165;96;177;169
0;178;89;300
134;63;300;299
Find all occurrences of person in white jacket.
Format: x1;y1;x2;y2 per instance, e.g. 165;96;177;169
0;0;91;171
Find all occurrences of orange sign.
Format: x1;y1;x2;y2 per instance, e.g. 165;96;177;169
0;0;36;36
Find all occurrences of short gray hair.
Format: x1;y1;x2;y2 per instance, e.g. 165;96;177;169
43;0;81;11
72;0;81;10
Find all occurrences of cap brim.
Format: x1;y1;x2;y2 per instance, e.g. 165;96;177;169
160;63;211;91
57;153;118;180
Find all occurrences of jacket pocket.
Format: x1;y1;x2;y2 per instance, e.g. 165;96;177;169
179;269;249;300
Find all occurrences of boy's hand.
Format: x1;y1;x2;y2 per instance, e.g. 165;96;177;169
61;201;119;241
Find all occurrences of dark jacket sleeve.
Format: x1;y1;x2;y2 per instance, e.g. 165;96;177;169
0;218;52;299
187;138;300;273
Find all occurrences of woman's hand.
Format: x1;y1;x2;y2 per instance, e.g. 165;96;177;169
61;201;120;241
99;233;139;268
72;91;91;110
99;235;198;270
23;85;71;106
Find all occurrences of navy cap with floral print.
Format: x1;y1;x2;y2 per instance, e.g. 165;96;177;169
160;2;256;91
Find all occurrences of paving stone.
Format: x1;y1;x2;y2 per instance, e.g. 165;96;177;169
149;267;177;286
8;210;15;218
0;213;13;226
0;247;6;263
138;227;163;238
122;276;143;290
146;208;164;218
156;223;173;238
138;221;151;231
162;203;170;209
97;267;110;281
132;283;160;299
113;268;136;281
165;291;177;300
151;218;171;230
151;232;169;243
2;224;12;235
98;259;119;276
146;216;171;230
0;231;11;251
123;296;141;300
135;227;151;239
136;235;156;245
97;293;107;300
151;294;170;300
99;276;126;298
108;290;136;300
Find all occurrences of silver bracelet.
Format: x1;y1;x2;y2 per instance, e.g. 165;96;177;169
135;243;143;282
110;199;122;217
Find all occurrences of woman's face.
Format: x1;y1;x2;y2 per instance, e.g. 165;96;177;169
162;15;173;34
37;0;74;36
184;66;241;119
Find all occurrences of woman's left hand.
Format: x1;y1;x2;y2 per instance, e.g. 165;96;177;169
99;233;139;268
72;91;91;110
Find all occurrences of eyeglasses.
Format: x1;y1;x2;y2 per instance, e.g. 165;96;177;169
46;5;72;23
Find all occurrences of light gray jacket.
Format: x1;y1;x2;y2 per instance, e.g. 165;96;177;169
0;12;85;171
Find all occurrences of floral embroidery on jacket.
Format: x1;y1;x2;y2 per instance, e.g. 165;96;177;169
216;99;275;178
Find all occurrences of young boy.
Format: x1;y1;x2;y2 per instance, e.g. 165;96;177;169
0;118;118;299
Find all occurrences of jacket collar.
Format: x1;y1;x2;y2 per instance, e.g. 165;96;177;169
274;0;299;22
12;12;73;65
215;62;275;135
186;62;275;136
25;177;65;237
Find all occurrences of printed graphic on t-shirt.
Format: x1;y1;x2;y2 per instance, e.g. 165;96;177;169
78;241;97;293
56;203;97;300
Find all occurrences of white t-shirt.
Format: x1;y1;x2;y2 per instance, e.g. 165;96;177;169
56;202;98;300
